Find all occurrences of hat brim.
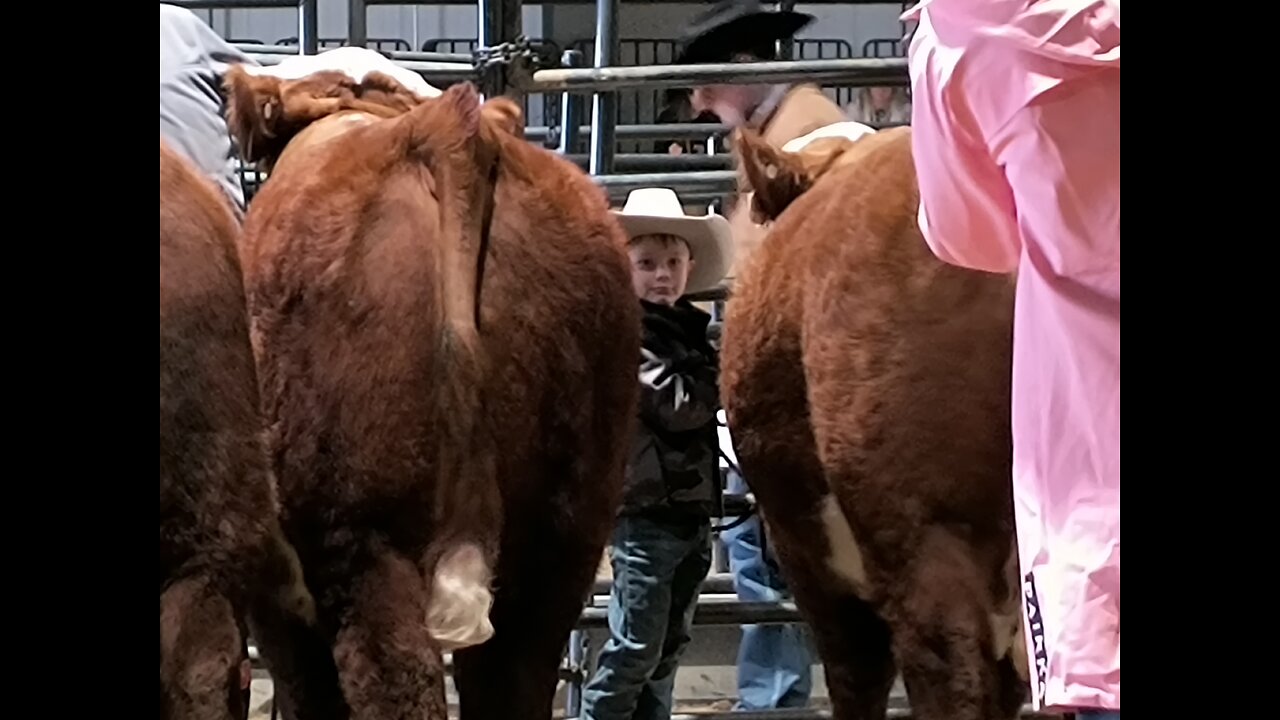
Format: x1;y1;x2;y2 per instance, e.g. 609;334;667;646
677;11;814;65
617;213;734;295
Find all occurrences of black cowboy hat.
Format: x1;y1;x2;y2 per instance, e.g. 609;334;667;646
677;0;815;65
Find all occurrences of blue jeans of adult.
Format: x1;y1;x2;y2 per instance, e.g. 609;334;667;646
581;513;712;720
718;469;813;709
1076;711;1121;720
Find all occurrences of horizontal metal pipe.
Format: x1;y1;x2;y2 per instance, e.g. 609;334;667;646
593;170;736;190
527;123;729;142
567;153;731;172
233;43;471;64
529;120;908;144
525;57;908;93
233;43;307;55
594;571;737;596
165;0;298;8
391;49;473;63
579;600;802;629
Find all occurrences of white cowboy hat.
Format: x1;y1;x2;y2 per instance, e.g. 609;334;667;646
242;46;442;100
614;187;734;295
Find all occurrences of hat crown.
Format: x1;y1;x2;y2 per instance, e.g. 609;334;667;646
676;0;813;65
620;187;689;220
687;0;766;37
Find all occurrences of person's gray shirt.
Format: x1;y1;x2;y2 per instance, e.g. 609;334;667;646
160;4;258;215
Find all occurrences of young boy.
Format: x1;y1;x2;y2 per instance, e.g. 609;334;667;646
581;188;733;720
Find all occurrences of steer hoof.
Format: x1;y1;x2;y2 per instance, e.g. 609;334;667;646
426;543;495;650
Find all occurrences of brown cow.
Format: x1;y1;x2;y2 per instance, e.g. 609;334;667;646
721;126;1028;720
159;139;312;720
224;66;640;720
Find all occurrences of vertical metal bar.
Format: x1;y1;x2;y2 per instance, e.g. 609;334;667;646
298;0;318;55
477;0;524;51
775;1;797;60
348;0;367;49
564;629;587;718
502;0;523;48
477;0;524;98
588;0;619;176
477;0;502;50
558;50;583;155
503;0;525;105
712;532;728;573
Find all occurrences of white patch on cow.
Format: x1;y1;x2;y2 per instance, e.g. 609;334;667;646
781;121;879;153
425;543;495;651
818;494;870;597
243;46;443;99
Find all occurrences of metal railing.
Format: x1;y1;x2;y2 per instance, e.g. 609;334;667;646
166;0;318;54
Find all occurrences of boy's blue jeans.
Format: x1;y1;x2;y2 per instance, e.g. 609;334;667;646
719;469;814;709
581;513;712;720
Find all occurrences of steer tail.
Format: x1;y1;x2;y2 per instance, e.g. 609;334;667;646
408;83;503;651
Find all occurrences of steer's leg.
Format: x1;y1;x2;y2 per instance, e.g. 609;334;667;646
247;589;346;720
725;326;899;720
160;575;245;720
732;422;898;720
454;360;633;720
333;549;449;720
452;506;605;720
888;528;1020;720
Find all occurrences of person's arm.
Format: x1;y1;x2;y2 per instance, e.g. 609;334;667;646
637;342;720;434
907;25;1022;274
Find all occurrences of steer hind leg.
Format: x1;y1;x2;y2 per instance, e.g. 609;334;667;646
769;545;897;720
453;510;603;720
454;381;628;720
248;588;346;720
888;528;1020;720
333;549;449;720
733;421;897;720
160;575;245;720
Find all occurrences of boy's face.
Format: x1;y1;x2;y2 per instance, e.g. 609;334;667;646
628;234;694;306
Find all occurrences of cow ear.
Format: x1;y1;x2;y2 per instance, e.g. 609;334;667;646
732;127;808;224
223;64;286;167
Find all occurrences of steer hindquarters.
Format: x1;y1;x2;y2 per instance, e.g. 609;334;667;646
803;135;1023;720
723;128;1025;720
233;85;512;720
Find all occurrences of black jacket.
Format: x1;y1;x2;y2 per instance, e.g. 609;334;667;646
621;299;722;519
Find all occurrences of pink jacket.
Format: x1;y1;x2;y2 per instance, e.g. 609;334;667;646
902;0;1120;711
